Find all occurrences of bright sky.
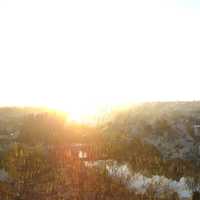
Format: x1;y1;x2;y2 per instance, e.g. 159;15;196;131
0;0;200;120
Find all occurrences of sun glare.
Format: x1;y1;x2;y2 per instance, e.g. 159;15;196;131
1;0;200;119
52;102;99;123
67;107;91;122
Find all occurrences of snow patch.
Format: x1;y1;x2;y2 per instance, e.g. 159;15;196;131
0;169;10;182
85;160;193;200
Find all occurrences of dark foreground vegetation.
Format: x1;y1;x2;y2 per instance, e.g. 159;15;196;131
0;143;180;200
1;103;200;199
0;143;131;199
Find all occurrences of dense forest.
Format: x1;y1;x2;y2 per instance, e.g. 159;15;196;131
1;103;200;199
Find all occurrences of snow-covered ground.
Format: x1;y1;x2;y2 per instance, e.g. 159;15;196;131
85;160;193;200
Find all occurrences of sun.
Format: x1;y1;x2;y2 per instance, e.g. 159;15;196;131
67;109;86;122
52;102;100;123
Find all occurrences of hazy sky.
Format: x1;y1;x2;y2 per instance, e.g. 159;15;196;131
0;0;200;117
